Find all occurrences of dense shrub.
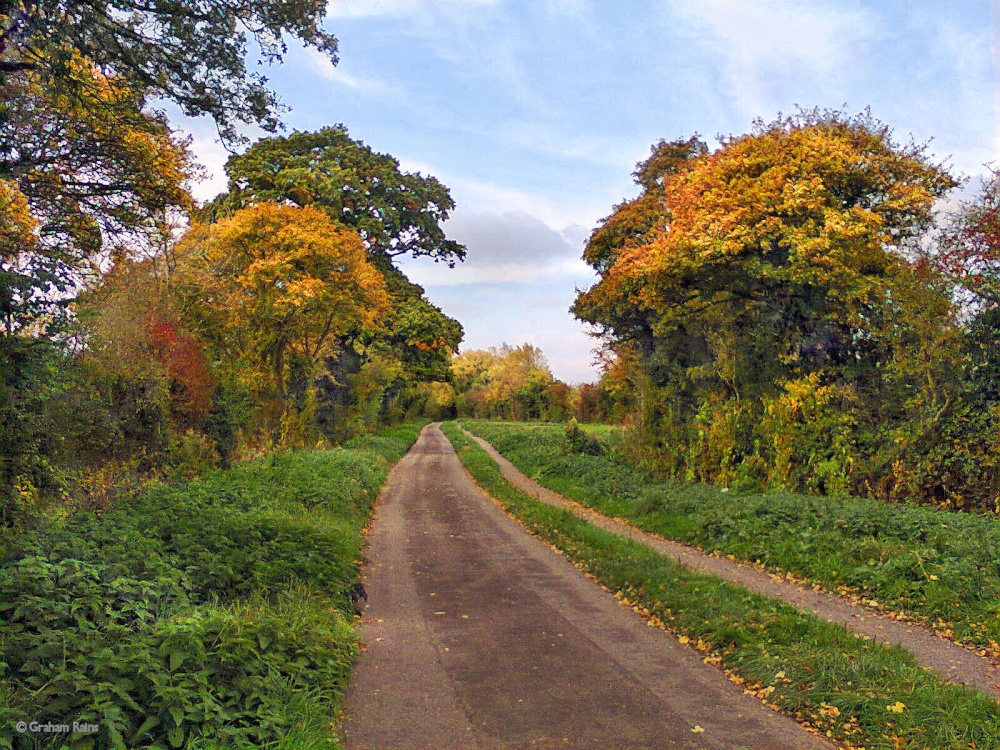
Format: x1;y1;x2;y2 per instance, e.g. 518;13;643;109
563;418;603;456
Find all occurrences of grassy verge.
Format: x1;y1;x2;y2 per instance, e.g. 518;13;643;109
0;422;424;750
461;419;1000;654
442;421;1000;750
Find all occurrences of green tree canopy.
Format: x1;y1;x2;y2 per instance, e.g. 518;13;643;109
0;0;336;146
205;126;467;265
378;266;463;382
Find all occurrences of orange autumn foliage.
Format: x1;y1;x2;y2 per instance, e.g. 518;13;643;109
145;317;212;421
575;112;953;345
175;203;390;405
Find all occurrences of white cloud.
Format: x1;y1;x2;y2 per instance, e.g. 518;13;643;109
676;0;874;118
402;262;567;287
451;177;606;229
398;209;597;288
400;155;609;230
169;115;233;205
445;210;575;264
305;49;394;94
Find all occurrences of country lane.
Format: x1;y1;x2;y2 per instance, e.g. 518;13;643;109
340;423;833;750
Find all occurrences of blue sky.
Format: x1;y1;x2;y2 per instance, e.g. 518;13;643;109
178;0;996;383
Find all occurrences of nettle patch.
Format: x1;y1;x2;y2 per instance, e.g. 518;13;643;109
0;424;421;749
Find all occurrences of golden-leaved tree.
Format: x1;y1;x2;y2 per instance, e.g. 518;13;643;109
174;203;389;444
575;110;973;500
451;344;562;420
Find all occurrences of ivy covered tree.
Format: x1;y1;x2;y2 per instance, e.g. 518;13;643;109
576;111;953;386
575;110;979;503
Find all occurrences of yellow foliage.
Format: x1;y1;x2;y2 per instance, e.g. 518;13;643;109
175;203;389;404
577;112;952;344
0;180;37;260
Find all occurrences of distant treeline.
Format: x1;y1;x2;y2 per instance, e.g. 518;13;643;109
409;343;615;423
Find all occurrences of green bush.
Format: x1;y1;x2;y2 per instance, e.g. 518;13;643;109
563;418;603;456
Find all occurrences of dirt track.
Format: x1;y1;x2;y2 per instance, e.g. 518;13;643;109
460;426;1000;700
340;423;831;750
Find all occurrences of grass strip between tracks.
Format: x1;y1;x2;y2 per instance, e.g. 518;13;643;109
442;421;1000;750
460;419;1000;658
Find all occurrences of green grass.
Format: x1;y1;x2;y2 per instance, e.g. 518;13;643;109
461;419;1000;654
0;422;424;750
442;421;1000;750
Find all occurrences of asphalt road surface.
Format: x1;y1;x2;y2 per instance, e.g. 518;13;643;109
340;424;832;750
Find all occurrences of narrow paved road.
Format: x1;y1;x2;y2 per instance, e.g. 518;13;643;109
340;424;832;750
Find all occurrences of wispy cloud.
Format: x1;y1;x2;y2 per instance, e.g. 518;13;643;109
675;0;875;119
451;177;608;230
496;120;648;169
157;109;234;204
305;49;395;94
399;155;609;230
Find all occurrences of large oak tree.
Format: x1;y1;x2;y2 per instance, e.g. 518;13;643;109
205;126;465;390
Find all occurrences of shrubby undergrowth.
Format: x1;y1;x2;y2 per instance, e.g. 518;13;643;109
0;423;422;749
